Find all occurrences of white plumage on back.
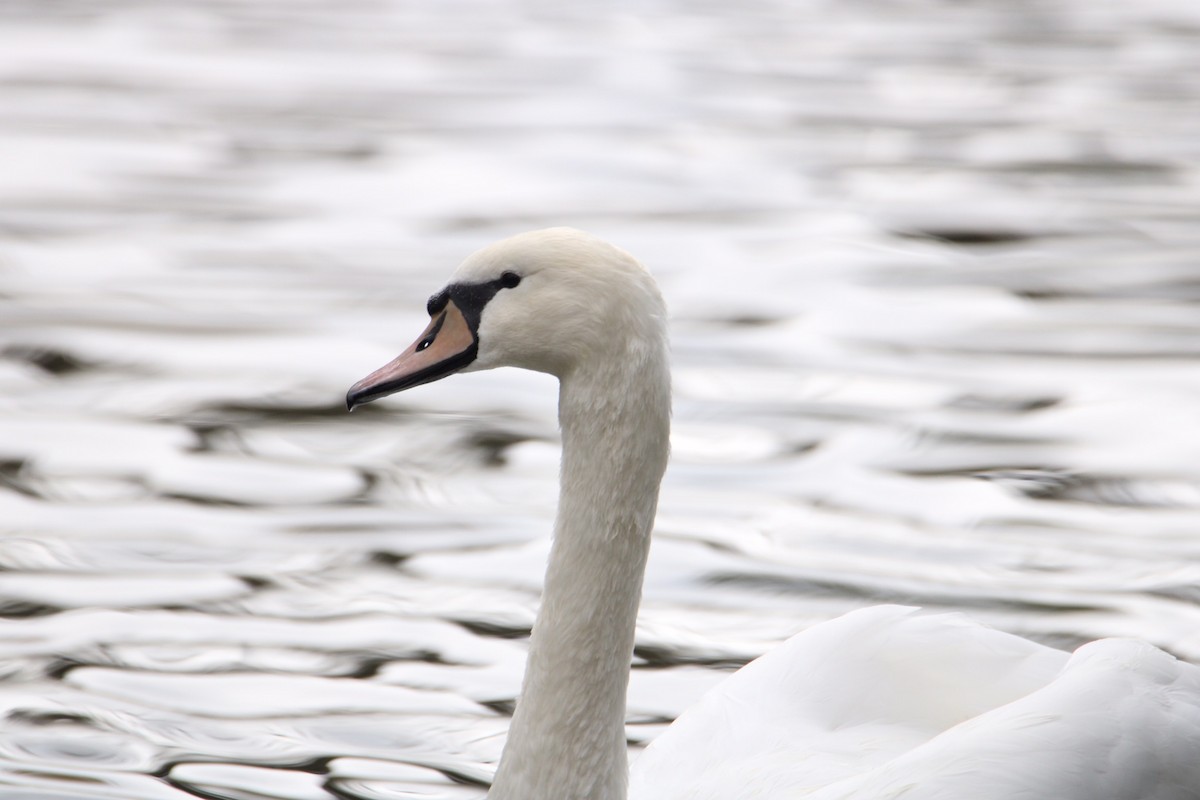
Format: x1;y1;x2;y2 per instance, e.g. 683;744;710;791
631;605;1200;799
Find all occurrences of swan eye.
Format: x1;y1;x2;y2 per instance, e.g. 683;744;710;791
500;271;522;289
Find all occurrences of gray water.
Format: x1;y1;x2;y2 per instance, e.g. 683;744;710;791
2;1;1200;797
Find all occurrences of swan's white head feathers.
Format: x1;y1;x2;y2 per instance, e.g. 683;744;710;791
456;227;665;376
347;228;666;409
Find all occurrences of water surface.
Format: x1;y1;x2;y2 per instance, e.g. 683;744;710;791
2;1;1200;797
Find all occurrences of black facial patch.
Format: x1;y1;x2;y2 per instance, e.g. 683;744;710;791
427;290;449;317
427;273;520;335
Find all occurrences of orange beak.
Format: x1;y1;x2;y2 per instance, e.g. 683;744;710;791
346;300;477;411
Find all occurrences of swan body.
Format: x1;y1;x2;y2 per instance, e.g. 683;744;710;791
631;605;1200;800
347;228;1200;800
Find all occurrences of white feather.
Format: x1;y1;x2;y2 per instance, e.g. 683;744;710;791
631;605;1200;799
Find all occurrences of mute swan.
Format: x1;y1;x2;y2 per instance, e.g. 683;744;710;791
346;228;1200;800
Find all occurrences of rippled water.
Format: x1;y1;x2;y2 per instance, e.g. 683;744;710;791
2;0;1200;797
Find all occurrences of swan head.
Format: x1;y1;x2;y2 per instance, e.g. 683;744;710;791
346;228;666;410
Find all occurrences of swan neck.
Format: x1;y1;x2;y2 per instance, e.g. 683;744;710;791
489;351;670;800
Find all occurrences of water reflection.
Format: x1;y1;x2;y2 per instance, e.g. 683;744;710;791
2;0;1200;797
